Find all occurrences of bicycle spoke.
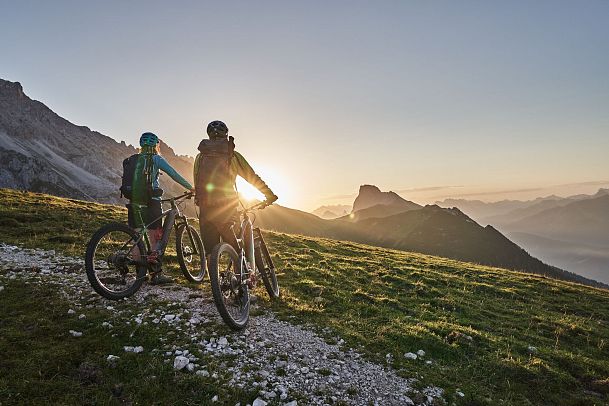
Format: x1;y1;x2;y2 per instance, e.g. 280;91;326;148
177;225;205;282
92;232;140;294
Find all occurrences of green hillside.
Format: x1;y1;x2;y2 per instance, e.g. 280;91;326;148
1;188;609;405
255;203;604;289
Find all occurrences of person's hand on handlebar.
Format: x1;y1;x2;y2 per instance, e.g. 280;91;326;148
262;193;278;207
186;188;195;199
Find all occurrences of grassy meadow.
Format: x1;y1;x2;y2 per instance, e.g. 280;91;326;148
1;188;608;405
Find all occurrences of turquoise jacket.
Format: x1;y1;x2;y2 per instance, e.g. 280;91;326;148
131;153;193;205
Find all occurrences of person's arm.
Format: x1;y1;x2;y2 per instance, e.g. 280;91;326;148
233;151;277;201
193;153;201;183
154;155;193;190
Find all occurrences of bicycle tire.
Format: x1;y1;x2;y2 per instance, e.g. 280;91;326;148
208;242;250;330
176;224;206;283
254;229;280;299
85;222;147;300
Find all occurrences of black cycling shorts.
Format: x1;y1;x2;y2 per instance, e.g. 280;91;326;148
127;199;163;230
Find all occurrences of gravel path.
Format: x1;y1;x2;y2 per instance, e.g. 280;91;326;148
0;243;444;405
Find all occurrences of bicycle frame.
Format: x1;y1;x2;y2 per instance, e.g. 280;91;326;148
229;201;266;279
131;192;199;259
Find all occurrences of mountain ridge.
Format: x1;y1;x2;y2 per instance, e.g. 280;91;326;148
0;78;193;203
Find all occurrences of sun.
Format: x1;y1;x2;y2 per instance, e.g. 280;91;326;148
235;166;291;205
236;177;265;202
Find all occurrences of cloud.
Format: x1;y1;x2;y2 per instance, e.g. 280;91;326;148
321;185;463;201
322;192;358;201
442;187;544;198
554;180;609;187
394;185;464;194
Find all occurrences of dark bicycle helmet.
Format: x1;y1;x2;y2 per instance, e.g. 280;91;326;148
207;120;229;139
140;132;159;147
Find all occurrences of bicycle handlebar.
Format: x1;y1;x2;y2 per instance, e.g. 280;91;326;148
160;191;194;203
242;200;272;213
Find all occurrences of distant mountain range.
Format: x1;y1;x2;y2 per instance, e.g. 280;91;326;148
1;77;605;288
437;190;609;284
311;204;351;219
0;79;193;203
258;186;605;288
437;189;608;226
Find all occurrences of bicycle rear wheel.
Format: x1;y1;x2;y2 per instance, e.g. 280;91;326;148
176;224;206;283
254;228;280;299
208;243;250;330
85;222;147;300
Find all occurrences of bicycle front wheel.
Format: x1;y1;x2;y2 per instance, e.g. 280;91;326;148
176;224;206;283
208;243;250;330
254;228;280;299
85;222;147;300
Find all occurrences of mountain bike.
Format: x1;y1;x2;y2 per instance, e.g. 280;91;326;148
85;192;205;300
208;201;280;330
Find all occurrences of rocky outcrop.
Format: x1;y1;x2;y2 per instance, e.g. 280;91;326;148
0;146;86;198
352;185;421;213
0;78;194;203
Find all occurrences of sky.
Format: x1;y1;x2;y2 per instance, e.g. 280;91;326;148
1;0;608;210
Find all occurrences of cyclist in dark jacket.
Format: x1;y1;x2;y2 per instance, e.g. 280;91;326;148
131;132;194;284
193;121;277;254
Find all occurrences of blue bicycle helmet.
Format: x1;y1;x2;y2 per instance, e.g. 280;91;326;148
140;132;159;147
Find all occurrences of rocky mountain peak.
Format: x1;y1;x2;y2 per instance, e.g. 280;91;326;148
352;184;410;212
0;77;194;204
0;79;24;98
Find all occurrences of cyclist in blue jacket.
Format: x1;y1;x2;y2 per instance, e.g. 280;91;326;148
130;132;194;284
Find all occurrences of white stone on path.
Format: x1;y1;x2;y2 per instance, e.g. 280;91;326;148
252;399;267;406
107;354;120;363
416;349;426;357
69;330;82;337
67;309;75;315
404;352;417;360
174;356;190;370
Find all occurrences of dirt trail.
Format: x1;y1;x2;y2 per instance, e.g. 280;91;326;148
0;243;444;405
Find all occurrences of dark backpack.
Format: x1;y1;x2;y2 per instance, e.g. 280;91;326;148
120;154;139;199
196;136;235;206
120;153;159;200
